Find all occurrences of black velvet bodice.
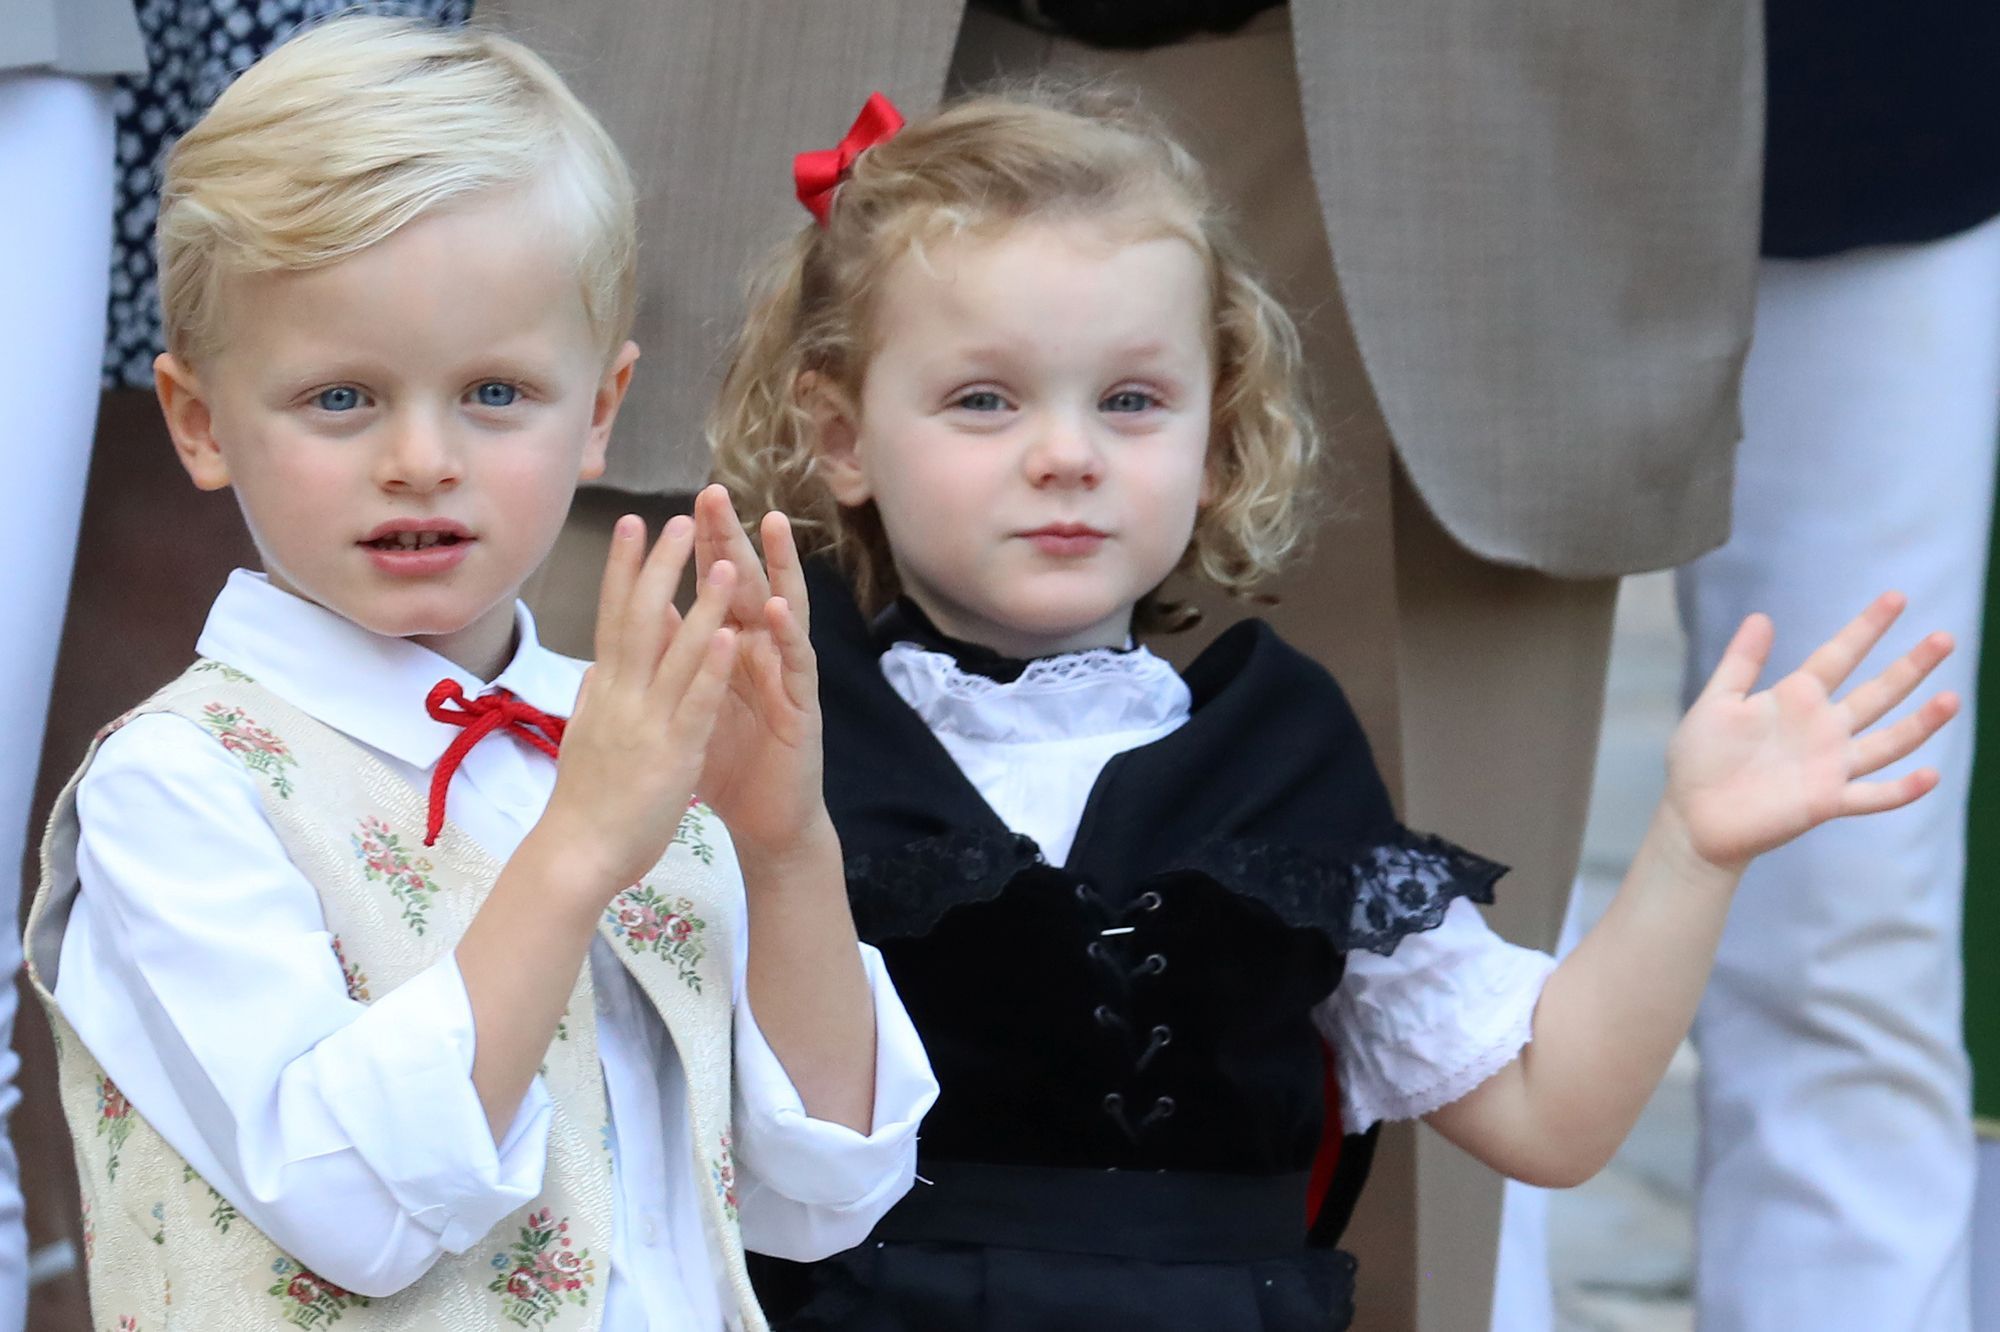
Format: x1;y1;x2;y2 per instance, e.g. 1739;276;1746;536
810;564;1507;1183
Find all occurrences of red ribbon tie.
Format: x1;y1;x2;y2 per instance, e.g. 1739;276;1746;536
423;680;567;847
794;91;905;225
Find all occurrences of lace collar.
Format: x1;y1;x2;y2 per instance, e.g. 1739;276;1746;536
874;600;1191;745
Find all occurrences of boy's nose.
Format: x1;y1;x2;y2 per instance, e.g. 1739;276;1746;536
376;415;463;492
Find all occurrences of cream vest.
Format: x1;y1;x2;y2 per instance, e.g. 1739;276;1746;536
24;662;770;1332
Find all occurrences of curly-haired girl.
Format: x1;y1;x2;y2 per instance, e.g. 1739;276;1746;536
702;87;1958;1330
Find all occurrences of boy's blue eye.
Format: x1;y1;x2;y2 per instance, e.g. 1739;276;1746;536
954;390;1007;412
475;382;519;408
1102;389;1157;413
316;386;362;412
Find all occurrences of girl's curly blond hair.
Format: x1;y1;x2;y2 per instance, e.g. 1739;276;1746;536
707;85;1320;632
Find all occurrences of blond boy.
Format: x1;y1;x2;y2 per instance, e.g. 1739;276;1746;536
22;18;934;1331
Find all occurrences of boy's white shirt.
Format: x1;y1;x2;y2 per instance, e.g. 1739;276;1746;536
878;640;1558;1133
54;570;938;1329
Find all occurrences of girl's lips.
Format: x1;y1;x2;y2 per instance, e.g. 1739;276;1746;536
363;540;473;576
1024;529;1107;557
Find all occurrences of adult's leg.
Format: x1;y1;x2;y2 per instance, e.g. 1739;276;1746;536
1393;470;1618;1332
1980;1141;2000;1330
1678;216;2000;1332
0;70;120;1332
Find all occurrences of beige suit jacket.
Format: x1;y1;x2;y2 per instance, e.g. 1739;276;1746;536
482;0;1760;578
1;0;146;75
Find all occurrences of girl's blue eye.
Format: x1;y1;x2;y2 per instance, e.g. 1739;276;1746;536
954;390;1007;412
475;382;519;408
316;386;362;412
1102;389;1158;413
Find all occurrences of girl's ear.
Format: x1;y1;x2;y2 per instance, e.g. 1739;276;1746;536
155;353;230;491
802;371;871;506
582;339;642;482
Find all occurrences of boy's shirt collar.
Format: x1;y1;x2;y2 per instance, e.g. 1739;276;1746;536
193;569;584;771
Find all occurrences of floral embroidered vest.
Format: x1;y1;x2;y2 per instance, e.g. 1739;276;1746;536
23;662;768;1332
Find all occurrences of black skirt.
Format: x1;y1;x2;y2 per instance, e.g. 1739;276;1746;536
755;1163;1357;1332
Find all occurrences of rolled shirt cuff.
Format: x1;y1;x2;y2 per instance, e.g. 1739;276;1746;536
310;953;553;1253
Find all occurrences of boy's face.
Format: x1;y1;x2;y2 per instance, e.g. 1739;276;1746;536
158;190;635;675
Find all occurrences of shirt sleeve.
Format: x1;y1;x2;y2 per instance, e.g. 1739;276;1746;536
1314;895;1556;1133
55;713;553;1297
729;943;938;1262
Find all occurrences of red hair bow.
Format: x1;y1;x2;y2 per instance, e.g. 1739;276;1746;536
423;680;567;847
794;91;905;226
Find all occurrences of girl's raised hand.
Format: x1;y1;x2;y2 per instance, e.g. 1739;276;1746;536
540;513;739;894
1666;592;1959;872
688;483;827;861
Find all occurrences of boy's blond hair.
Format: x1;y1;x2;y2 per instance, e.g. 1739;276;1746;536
158;15;636;365
707;86;1321;631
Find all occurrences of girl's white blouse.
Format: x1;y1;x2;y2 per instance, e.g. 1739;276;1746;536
879;640;1557;1132
54;571;938;1331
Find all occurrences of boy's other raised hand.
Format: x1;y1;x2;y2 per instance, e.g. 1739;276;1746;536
1666;591;1959;873
687;483;827;862
541;513;738;895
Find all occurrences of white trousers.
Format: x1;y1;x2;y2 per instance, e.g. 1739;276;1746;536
0;70;119;1330
1677;214;2000;1331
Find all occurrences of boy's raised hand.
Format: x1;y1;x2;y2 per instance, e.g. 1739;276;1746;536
688;483;828;861
1666;592;1959;872
542;513;739;894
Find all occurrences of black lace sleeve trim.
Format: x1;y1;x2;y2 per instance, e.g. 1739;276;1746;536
1180;828;1509;956
844;830;1044;943
843;824;1505;955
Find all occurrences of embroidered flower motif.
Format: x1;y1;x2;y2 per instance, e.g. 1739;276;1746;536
149;1201;164;1246
604;885;709;991
267;1257;368;1328
350;817;442;935
486;1207;595;1327
191;660;254;684
672;798;717;865
329;936;370;1002
112;1317;140;1332
81;1198;94;1266
711;1132;739;1223
95;1077;134;1182
180;1164;238;1233
198;702;298;798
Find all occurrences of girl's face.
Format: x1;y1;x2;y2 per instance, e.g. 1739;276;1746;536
822;218;1215;659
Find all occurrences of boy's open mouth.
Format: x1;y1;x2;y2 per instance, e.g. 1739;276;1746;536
363;531;466;551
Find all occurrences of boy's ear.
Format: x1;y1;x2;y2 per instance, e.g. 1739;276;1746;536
582;339;642;482
154;353;230;491
801;372;870;506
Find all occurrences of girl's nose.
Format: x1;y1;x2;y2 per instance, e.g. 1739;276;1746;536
1025;414;1103;489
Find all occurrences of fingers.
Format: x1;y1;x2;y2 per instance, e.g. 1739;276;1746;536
1797;591;1906;694
762;510;811;637
762;593;820;714
663;625;737;760
593;515;646;671
1849;691;1960;778
1838;631;1954;731
1839;766;1940;819
1696;613;1774;702
694;483;773;618
650;556;737;711
618;515;695;680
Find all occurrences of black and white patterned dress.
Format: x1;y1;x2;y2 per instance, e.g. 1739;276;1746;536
103;0;475;387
